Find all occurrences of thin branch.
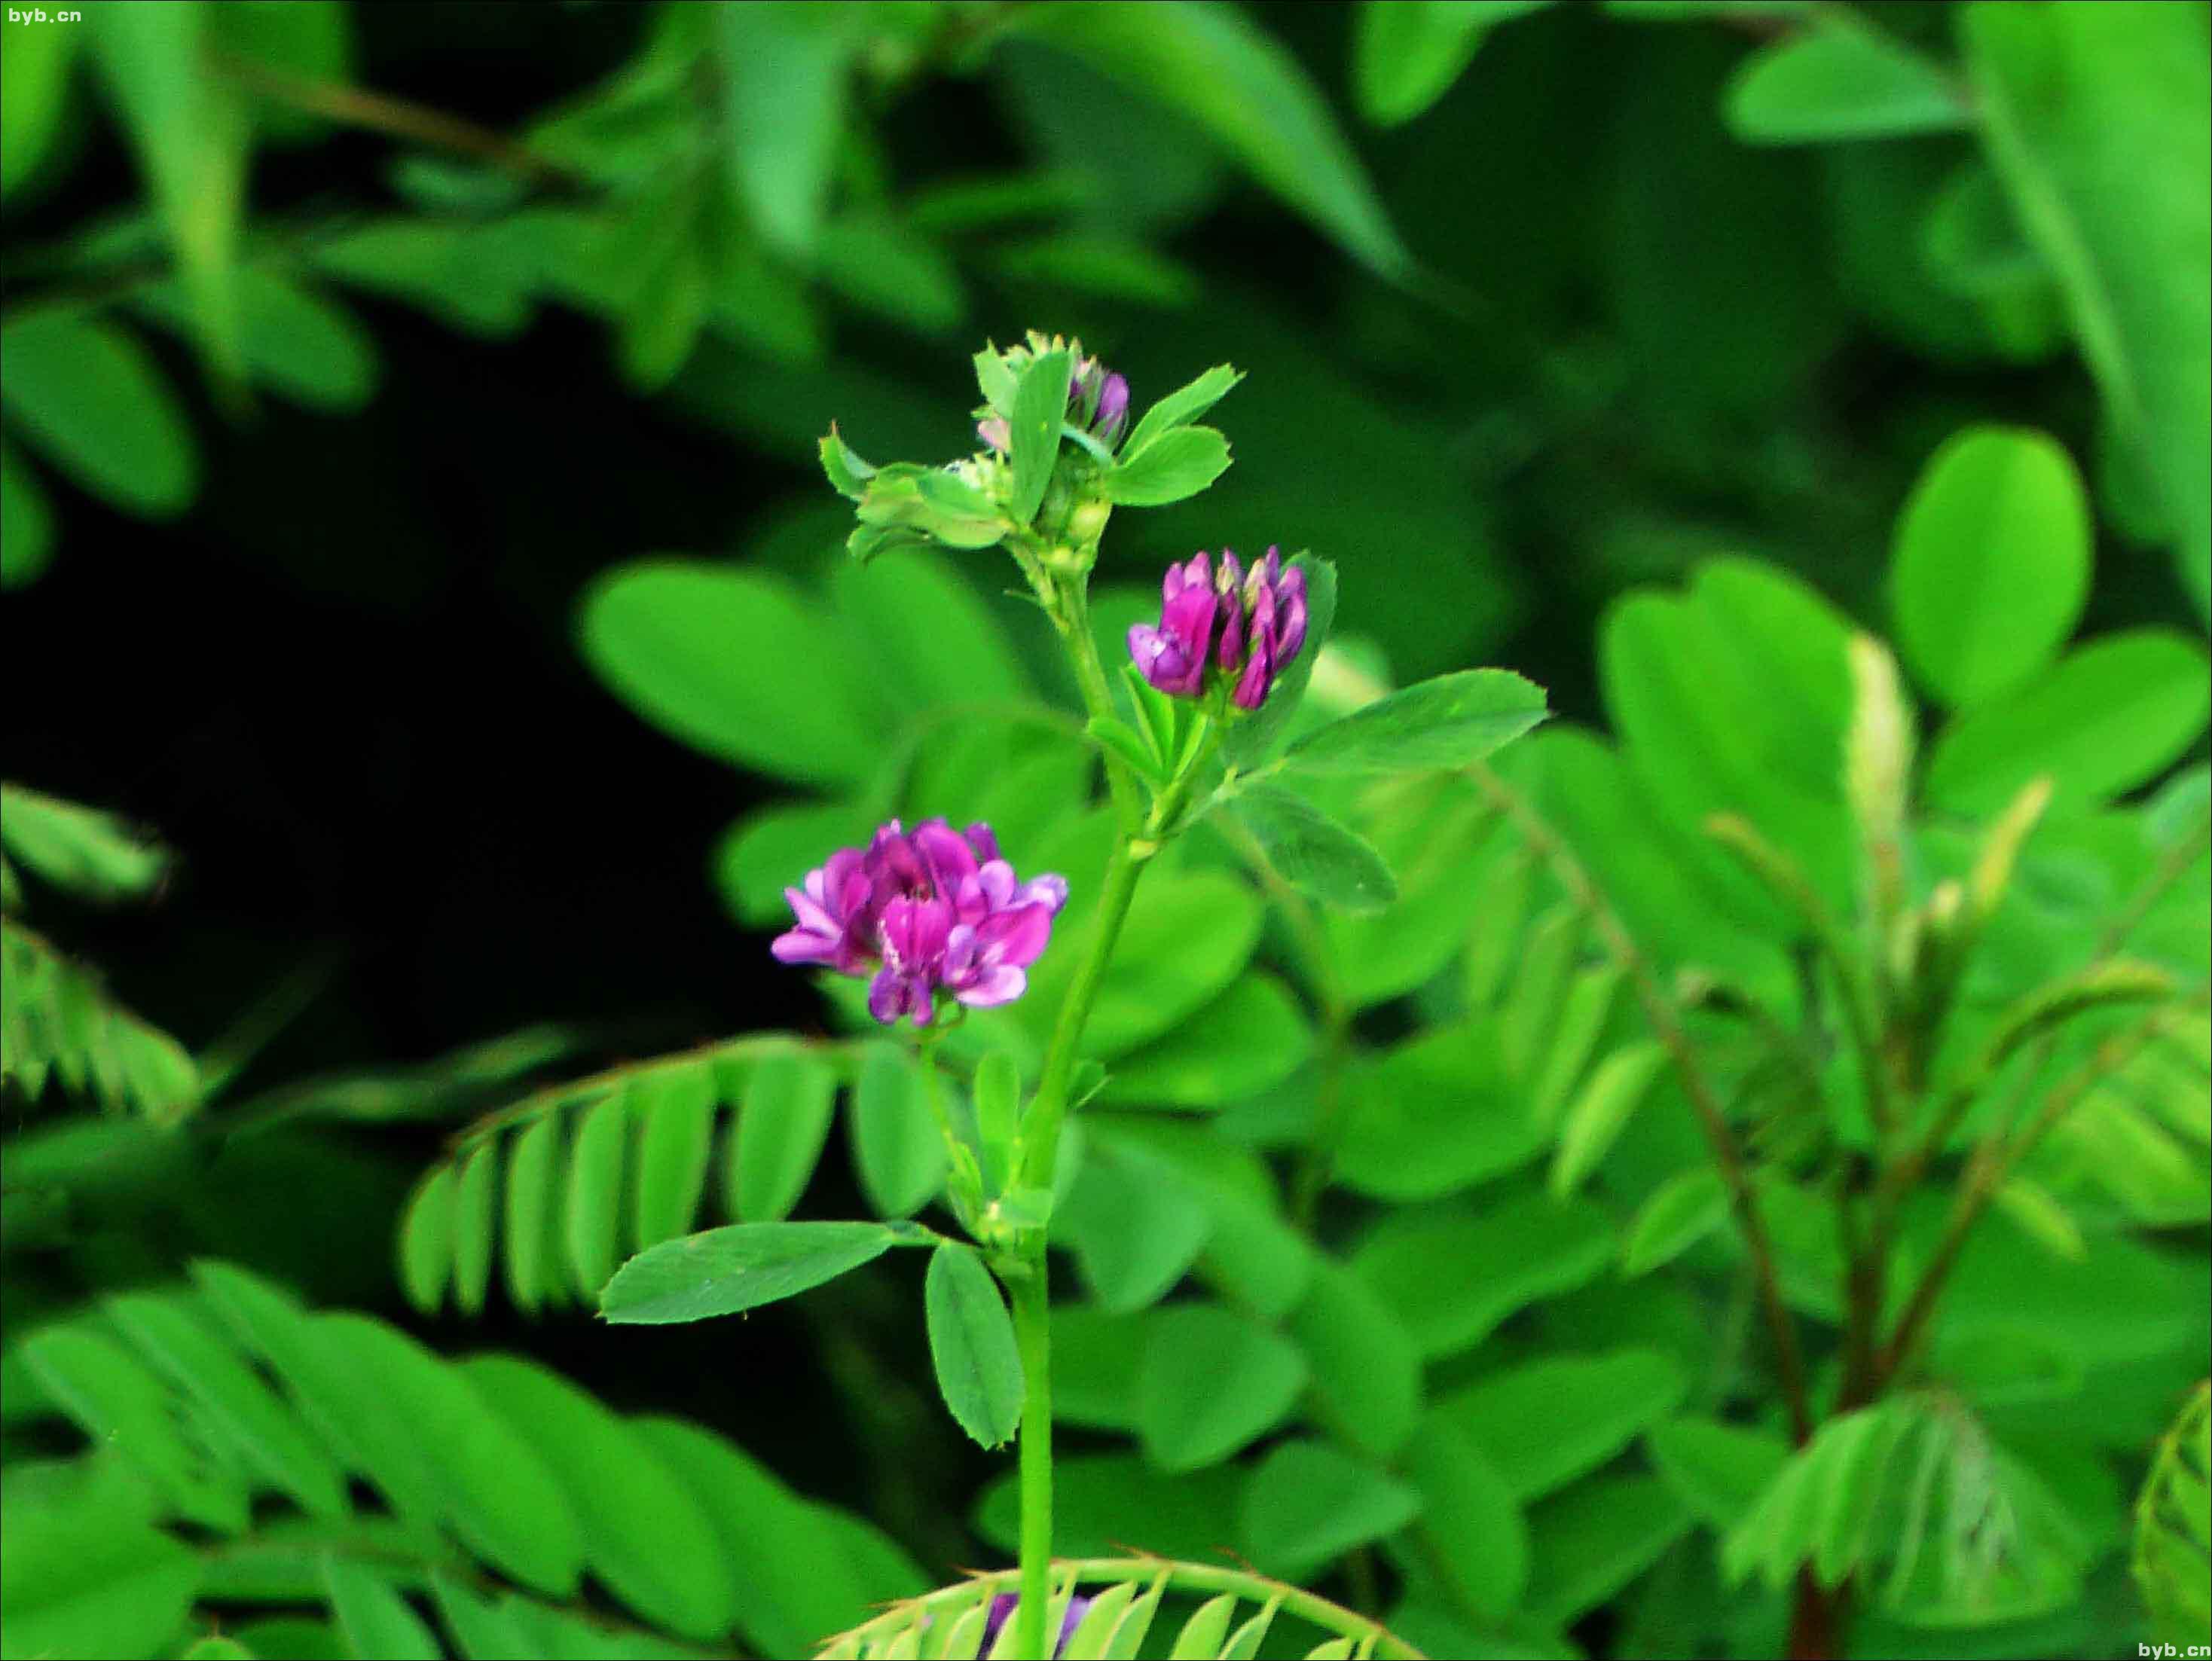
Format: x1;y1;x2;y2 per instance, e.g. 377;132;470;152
1875;995;2207;1385
207;48;582;188
1474;766;1813;1444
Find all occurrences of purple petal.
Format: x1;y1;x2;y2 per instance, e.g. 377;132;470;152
1094;374;1128;444
955;964;1028;1008
1233;639;1274;710
964;823;1002;865
867;967;918;1024
1215;585;1246;671
770;927;837;964
975;902;1055;970
1016;872;1068;914
913;818;980;894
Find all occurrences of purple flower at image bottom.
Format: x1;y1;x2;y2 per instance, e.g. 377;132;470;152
770;818;1068;1025
1128;547;1308;710
978;1592;1093;1658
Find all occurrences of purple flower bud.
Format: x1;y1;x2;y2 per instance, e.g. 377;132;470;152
980;1593;1093;1658
1092;373;1129;446
1127;545;1307;709
771;818;1067;1024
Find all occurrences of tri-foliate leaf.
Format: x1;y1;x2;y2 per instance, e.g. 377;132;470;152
600;1220;914;1324
1121;364;1243;458
1104;426;1232;506
1228;785;1398;912
1284;669;1546;776
1009;347;1071;525
923;1244;1024;1449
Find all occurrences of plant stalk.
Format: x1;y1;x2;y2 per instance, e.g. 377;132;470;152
1010;1265;1055;1661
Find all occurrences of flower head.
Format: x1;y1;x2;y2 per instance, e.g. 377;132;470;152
976;332;1129;454
980;1593;1093;1658
1128;546;1308;710
771;818;1068;1025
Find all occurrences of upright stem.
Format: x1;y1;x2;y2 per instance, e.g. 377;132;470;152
1019;839;1143;1190
1010;1266;1055;1661
1002;563;1202;1653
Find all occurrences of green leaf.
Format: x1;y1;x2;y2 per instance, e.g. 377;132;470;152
1923;630;2211;814
579;563;882;785
322;1556;439;1661
449;1140;499;1318
180;1638;257;1661
632;1064;716;1247
1221;555;1337;770
0;313;197;515
1137;1303;1308;1471
1550;1042;1670;1195
1013;2;1413;279
851;1043;946;1219
501;1112;562;1312
1098;976;1313;1110
1122;363;1244;457
136;269;377;413
1522;1476;1694;1629
1088;716;1172;785
1890;427;2091;706
1402;1418;1529;1620
817;213;965;334
1434;1350;1686;1502
1059;1143;1212;1313
819;427;876;500
0;14;76;197
715;795;878;928
1229;785;1398;911
734;1051;836;1222
564;1092;630;1296
1354;2;1549;127
1103;426;1233;506
0;1458;200;1661
0;783;168;900
1337;1025;1544;1202
1725;21;1966;145
1241;1440;1420;1577
600;1220;908;1324
1621;1168;1728;1276
1352;1188;1615;1358
1009;347;1071;526
710;2;855;257
105;1290;347;1520
924;1244;1025;1449
396;1163;455;1313
834;551;1026;709
1645;1415;1791;1530
460;1356;734;1638
1284;669;1547;775
0;435;54;588
1966;2;2211;618
87;1;249;377
1288;1258;1424;1461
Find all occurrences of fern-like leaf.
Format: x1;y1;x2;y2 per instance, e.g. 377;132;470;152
0;918;197;1122
2134;1381;2211;1647
397;1034;938;1314
8;1263;922;1659
816;1558;1422;1659
0;782;170;905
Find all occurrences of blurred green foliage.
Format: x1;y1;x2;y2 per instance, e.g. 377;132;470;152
3;3;2208;1659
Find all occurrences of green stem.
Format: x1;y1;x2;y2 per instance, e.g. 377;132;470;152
1010;1267;1056;1659
1026;835;1139;1188
1049;575;1147;835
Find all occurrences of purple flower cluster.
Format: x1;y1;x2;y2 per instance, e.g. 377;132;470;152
979;1593;1092;1657
771;819;1068;1024
1128;547;1309;710
979;352;1129;456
